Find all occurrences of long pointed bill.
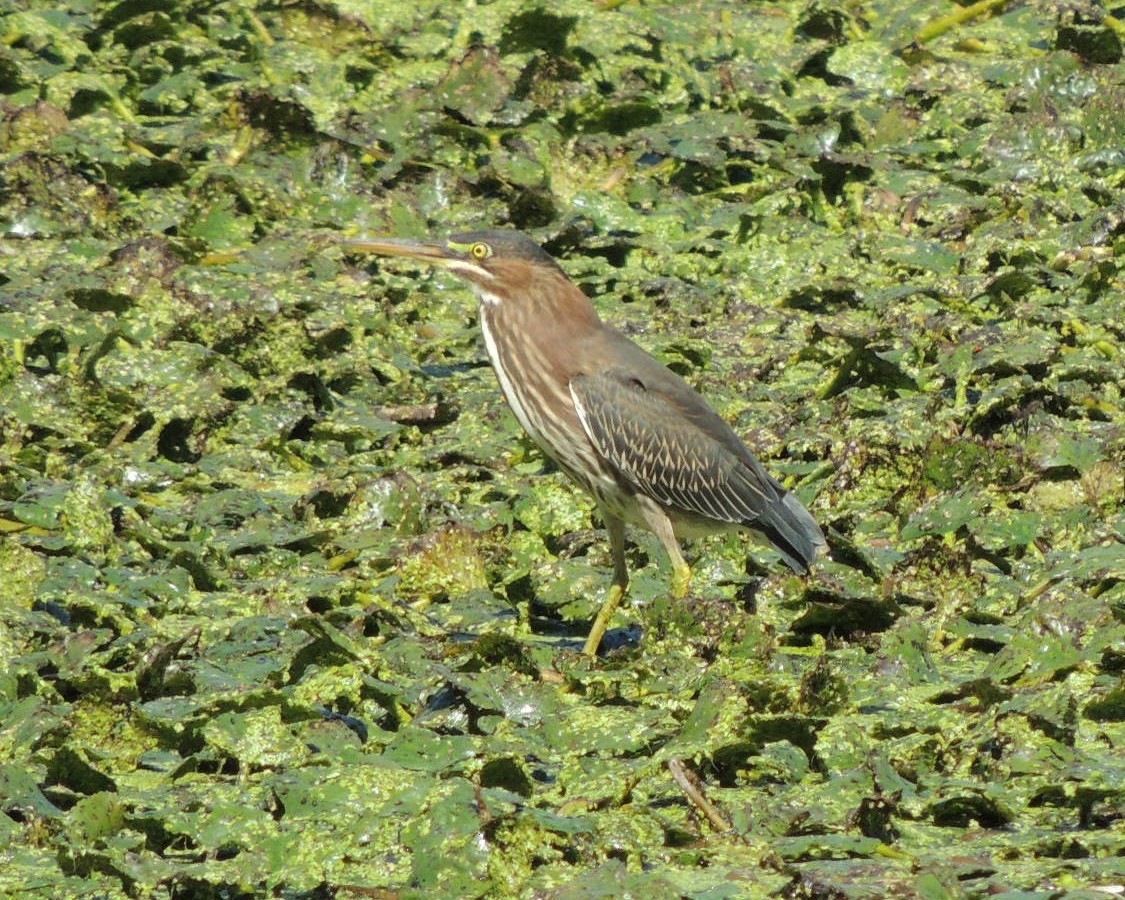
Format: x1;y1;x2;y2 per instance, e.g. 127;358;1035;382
342;236;491;279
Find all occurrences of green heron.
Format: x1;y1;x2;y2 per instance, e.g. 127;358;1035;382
347;230;825;655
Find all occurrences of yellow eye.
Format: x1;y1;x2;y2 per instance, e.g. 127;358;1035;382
470;242;491;260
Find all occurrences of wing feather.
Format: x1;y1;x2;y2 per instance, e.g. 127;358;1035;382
572;370;776;524
570;367;825;572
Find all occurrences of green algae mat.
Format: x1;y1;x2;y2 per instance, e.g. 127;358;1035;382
1;1;1123;897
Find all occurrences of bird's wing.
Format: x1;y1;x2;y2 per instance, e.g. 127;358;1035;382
570;366;825;573
570;368;783;527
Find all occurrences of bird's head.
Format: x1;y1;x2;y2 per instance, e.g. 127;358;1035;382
344;230;567;307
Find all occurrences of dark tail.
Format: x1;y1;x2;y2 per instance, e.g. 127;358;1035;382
756;491;826;574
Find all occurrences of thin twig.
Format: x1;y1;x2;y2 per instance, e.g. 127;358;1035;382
667;758;732;833
914;0;1009;45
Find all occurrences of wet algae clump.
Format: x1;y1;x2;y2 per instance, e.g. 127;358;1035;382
1;0;1123;897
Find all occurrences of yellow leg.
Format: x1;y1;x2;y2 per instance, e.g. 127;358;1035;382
583;514;628;657
671;558;692;599
583;582;625;657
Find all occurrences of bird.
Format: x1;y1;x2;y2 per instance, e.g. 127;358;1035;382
345;230;826;655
